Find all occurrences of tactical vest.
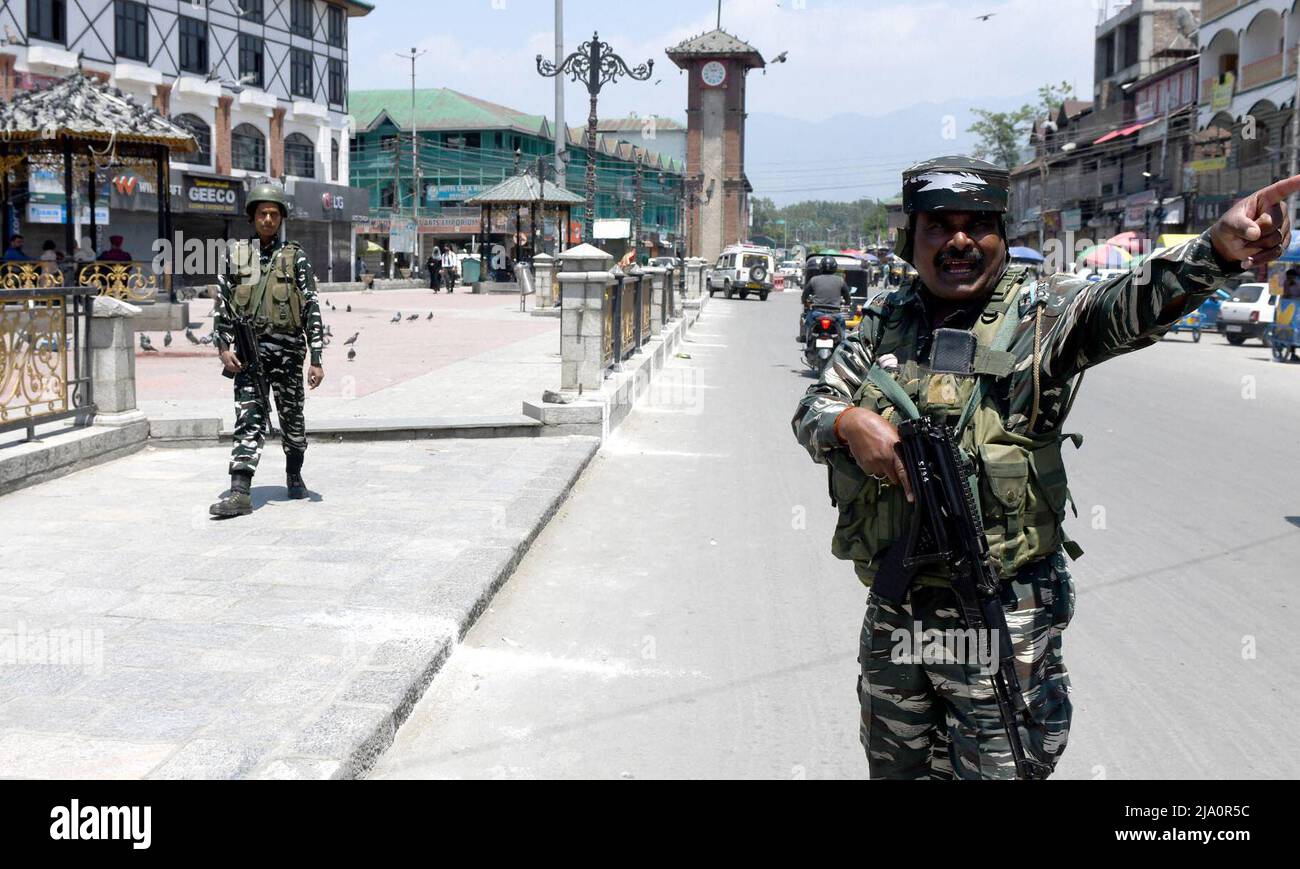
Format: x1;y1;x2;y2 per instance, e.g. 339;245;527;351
828;267;1083;588
228;240;304;332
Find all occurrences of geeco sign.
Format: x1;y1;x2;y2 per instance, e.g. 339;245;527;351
182;174;244;216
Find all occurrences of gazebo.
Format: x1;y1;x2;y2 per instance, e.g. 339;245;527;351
0;72;196;297
465;172;584;283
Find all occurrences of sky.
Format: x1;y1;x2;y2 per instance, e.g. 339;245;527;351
349;0;1109;199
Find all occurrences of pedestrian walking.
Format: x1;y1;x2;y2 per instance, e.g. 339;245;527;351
427;252;442;292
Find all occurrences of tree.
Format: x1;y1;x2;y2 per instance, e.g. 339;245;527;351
969;81;1077;169
969;106;1036;169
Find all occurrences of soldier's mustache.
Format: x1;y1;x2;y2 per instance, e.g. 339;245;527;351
936;250;985;270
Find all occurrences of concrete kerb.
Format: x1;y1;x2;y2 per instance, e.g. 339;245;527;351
522;292;707;439
243;435;601;780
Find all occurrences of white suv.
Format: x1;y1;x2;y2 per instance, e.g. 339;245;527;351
1218;283;1277;346
708;246;775;301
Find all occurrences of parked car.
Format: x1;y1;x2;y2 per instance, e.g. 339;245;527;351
1218;282;1277;346
708;244;776;300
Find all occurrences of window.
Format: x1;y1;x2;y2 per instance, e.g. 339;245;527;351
178;17;208;75
284;133;316;178
290;49;313;98
27;0;65;44
331;138;340;182
328;58;344;105
115;0;148;62
173;114;212;166
239;0;263;23
328;5;345;48
231;124;266;173
239;35;264;88
291;0;313;37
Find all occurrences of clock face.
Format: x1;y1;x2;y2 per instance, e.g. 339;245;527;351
701;61;727;88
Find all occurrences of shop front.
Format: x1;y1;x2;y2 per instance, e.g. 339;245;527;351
170;173;246;290
287;180;370;284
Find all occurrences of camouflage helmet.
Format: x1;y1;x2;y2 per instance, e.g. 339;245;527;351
245;181;289;220
895;156;1009;264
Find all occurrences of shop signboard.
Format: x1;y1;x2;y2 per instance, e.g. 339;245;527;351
180;174;244;216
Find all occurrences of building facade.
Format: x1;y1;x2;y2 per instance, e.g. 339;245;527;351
0;0;371;284
1009;1;1205;255
348;88;686;267
1197;0;1300;219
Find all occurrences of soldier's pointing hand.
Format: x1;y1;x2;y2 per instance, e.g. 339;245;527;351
1212;174;1300;269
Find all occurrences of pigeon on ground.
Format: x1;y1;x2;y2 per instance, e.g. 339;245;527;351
185;329;200;345
140;335;158;353
406;314;419;321
164;331;173;347
390;312;401;323
347;347;356;362
346;304;351;312
426;312;433;321
344;332;359;346
199;335;214;346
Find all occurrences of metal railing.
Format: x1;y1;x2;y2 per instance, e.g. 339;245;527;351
1;286;97;439
608;271;652;367
1;261;158;304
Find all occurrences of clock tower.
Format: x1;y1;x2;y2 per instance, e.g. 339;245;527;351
667;30;766;264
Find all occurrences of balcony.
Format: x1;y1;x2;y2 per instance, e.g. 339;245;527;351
1239;52;1284;91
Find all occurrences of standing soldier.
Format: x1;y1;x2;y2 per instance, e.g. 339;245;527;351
209;183;326;518
792;155;1299;779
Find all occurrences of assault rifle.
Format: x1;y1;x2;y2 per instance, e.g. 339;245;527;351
871;331;1052;781
221;318;273;435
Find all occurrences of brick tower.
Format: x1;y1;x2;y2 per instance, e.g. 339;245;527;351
667;30;765;264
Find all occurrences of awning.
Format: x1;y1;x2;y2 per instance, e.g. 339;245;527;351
1093;122;1148;145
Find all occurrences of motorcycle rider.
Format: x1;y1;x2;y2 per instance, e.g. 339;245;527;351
799;256;853;342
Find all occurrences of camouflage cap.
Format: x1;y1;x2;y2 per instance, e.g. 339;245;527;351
895;156;1009;264
901;156;1009;215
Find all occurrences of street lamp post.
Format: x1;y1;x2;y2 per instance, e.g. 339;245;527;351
632;152;644;263
537;32;654;240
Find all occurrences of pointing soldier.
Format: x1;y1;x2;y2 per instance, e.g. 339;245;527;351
209;182;326;518
793;155;1300;779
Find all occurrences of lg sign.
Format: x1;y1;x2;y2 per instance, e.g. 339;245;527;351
321;193;345;212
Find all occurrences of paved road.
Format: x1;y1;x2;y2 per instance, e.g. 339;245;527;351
373;288;1300;780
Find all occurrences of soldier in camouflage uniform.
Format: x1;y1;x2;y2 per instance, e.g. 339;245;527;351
792;156;1299;779
209;182;326;518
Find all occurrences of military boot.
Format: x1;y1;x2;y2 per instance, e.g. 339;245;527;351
286;452;308;500
209;471;253;518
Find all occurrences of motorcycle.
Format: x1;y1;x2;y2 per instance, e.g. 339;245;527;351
803;308;846;374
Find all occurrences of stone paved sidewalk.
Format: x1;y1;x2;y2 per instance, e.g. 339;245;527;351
0;435;597;778
135;290;559;428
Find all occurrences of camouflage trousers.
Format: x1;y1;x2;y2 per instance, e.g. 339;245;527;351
228;338;308;476
857;551;1075;780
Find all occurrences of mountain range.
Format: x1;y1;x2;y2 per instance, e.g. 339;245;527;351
745;92;1040;206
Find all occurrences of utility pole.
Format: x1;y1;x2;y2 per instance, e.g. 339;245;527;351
632;152;644;263
1290;57;1300;224
554;0;566;179
396;47;426;263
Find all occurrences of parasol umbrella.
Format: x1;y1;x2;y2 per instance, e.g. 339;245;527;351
1009;246;1044;263
1106;231;1145;254
1077;243;1132;270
